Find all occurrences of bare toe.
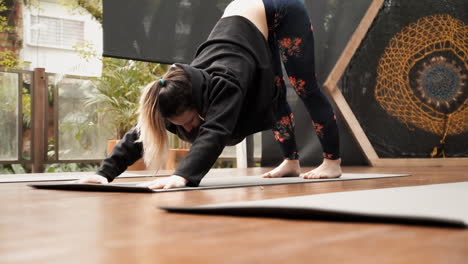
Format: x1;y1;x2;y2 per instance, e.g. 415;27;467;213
303;172;316;179
261;159;301;178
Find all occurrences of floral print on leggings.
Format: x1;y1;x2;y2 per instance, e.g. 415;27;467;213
264;0;340;161
288;76;306;96
273;113;295;143
279;38;302;61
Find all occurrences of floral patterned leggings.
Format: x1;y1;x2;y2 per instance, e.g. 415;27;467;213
263;0;340;160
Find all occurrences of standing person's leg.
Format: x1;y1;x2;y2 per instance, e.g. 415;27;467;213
261;0;301;178
272;0;342;178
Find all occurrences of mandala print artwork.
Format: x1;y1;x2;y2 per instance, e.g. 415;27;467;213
375;14;467;137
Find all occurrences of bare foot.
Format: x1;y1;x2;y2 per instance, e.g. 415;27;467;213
262;159;301;178
303;158;342;179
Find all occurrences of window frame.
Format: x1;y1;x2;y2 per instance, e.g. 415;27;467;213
28;14;85;51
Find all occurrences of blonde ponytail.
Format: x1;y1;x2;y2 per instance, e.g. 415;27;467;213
136;81;168;170
136;65;192;171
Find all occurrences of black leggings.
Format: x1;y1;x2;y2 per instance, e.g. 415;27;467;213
263;0;340;160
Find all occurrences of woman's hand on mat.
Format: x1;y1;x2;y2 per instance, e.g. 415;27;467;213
75;175;109;184
137;175;188;190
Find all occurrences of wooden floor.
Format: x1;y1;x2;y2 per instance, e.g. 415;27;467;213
0;166;467;264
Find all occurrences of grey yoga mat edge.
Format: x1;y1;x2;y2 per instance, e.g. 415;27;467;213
30;183;155;193
0;173;170;184
28;174;409;193
161;182;468;229
161;205;467;228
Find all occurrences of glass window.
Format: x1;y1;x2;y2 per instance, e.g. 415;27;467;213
0;72;19;160
52;75;111;160
30;15;84;49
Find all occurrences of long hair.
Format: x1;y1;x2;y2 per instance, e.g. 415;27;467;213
136;65;192;170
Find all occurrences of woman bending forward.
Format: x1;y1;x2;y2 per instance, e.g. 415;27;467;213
78;0;342;189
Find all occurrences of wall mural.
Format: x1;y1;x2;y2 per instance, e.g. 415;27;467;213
341;0;467;158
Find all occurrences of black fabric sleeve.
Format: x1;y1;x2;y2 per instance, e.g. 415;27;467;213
96;127;143;182
174;73;245;187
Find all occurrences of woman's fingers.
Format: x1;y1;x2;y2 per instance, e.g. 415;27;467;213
136;181;153;187
140;176;188;190
98;177;109;184
75;175;108;184
148;180;166;189
137;179;165;189
163;180;184;189
163;182;178;189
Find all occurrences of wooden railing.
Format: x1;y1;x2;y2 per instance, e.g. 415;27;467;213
0;68;104;172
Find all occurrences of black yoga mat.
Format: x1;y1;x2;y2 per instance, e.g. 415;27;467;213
29;173;408;193
162;182;468;228
0;172;168;183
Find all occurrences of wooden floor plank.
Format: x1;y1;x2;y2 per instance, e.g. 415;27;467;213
0;166;467;264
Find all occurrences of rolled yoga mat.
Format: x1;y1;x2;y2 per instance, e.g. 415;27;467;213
29;173;408;193
162;181;468;228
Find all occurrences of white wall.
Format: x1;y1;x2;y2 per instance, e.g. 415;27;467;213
21;0;102;77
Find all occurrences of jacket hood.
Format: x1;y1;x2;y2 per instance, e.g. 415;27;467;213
174;63;210;118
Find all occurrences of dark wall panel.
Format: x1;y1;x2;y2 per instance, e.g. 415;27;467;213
103;0;231;64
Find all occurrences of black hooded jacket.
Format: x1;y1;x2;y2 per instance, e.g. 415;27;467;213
96;16;277;186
